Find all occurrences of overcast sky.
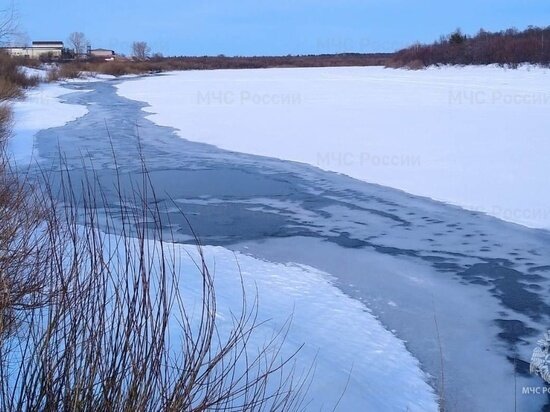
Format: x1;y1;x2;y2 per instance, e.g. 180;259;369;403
13;0;550;56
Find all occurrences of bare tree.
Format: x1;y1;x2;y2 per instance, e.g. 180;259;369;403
68;31;87;57
390;25;550;68
132;41;151;60
0;4;18;45
11;31;30;47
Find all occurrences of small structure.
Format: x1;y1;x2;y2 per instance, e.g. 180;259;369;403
1;41;64;59
90;48;116;60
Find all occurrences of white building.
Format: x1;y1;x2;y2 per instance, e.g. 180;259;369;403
90;48;116;60
2;41;64;59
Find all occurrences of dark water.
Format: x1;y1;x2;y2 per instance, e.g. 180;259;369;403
24;78;550;411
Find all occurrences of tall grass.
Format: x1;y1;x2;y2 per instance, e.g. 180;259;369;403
0;53;40;94
0;105;11;146
47;64;81;82
0;53;39;145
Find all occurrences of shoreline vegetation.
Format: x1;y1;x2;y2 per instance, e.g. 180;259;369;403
3;26;550;82
46;53;393;79
0;53;40;145
390;26;550;69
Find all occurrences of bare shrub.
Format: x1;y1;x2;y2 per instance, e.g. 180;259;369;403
57;63;82;79
95;60;138;76
0;162;48;339
46;66;60;82
0;53;40;92
0;104;12;146
11;56;42;69
405;59;426;70
46;63;82;81
0;77;21;101
389;25;550;68
0;153;311;410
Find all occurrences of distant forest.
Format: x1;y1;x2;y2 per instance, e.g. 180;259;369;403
390;26;550;68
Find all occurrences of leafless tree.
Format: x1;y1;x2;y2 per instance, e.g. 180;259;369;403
0;3;18;45
132;41;151;60
11;31;30;47
68;31;88;57
390;25;550;68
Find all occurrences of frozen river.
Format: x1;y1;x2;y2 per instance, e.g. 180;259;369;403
17;78;550;411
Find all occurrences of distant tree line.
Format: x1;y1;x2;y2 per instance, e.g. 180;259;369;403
390;26;550;68
47;53;392;79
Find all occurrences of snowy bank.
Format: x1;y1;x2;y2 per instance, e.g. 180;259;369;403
10;82;88;165
117;65;550;229
129;238;439;411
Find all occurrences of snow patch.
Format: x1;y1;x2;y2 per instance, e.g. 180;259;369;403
116;66;550;229
149;240;439;411
9;83;88;165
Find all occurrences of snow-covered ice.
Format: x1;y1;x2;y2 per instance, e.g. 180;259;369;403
57;227;439;411
157;242;439;411
116;65;550;229
9;82;88;165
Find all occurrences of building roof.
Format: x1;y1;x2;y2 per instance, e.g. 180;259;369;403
32;41;64;46
91;48;115;53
